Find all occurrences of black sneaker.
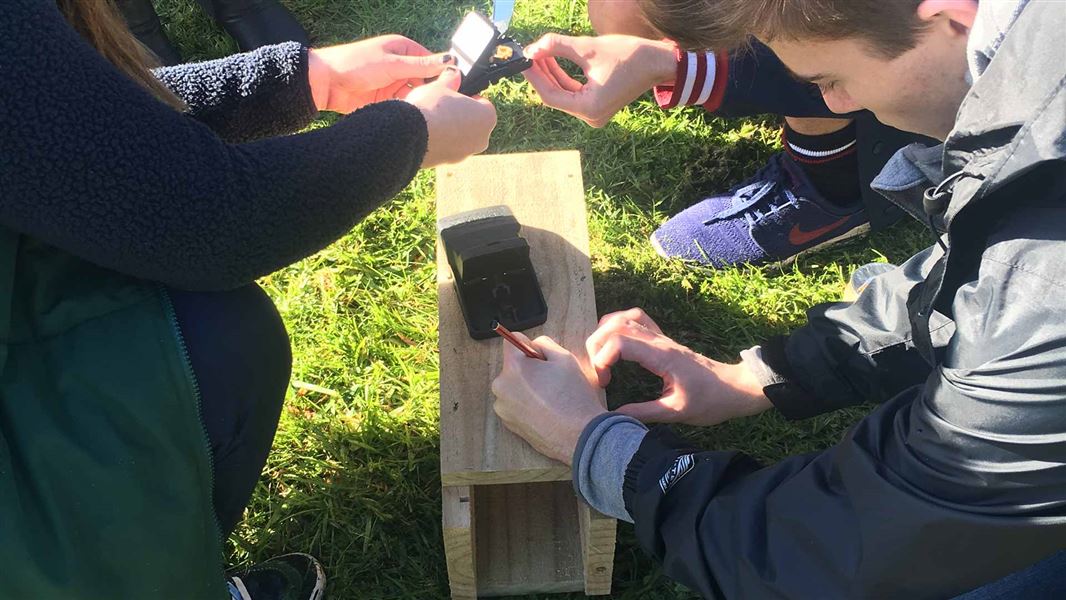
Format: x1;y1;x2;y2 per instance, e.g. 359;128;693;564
226;553;326;600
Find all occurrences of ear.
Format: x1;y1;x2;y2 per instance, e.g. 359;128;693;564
917;0;978;31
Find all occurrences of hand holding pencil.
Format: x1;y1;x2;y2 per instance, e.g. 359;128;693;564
490;328;608;464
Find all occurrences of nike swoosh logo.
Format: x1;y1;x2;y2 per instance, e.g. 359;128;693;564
788;217;850;247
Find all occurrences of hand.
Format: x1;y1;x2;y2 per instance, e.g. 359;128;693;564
308;35;454;113
522;34;677;127
491;333;608;465
587;309;773;425
404;68;498;168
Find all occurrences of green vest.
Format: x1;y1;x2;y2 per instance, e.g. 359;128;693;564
0;229;227;598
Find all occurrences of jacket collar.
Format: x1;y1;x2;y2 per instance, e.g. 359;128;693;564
873;0;1065;223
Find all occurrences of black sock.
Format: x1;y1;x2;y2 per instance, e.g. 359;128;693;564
783;121;861;206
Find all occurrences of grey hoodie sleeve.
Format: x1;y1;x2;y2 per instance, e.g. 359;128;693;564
153;42;319;143
572;413;648;523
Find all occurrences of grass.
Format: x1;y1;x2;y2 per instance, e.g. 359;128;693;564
155;1;931;597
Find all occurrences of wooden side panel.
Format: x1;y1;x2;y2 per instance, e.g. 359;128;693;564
437;151;603;485
579;503;618;595
442;486;477;599
474;482;584;597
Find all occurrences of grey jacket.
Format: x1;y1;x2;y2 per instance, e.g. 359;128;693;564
574;1;1066;597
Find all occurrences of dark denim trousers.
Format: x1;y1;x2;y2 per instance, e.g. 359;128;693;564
954;550;1066;599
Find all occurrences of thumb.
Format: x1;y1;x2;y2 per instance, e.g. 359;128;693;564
434;66;463;92
390;52;454;79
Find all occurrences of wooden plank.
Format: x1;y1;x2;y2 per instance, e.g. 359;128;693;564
438;152;616;597
578;503;618;595
474;482;584;596
442;486;477;599
437;151;604;485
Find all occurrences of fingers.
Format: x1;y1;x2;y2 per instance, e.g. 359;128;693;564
390;52;456;79
524;60;604;127
597;308;662;334
530;335;572;361
502;331;572;363
587;310;664;375
379;33;433;56
590;331;671;392
524;60;576;108
526;33;592;71
541;57;585;93
435;66;463;92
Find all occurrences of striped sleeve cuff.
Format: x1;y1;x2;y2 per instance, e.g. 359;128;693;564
653;47;728;111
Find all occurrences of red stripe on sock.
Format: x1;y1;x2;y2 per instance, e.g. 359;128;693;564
701;51;729;113
686;53;709;106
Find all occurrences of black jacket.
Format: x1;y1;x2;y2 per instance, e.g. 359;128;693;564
624;2;1066;598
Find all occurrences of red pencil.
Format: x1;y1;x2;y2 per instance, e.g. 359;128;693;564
492;321;547;361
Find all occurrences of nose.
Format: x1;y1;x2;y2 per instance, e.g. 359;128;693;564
823;89;863;114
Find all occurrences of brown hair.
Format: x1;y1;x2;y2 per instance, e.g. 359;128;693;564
639;0;931;57
56;0;184;109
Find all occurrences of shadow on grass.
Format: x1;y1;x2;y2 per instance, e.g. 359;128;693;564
229;393;452;598
487;89;935;271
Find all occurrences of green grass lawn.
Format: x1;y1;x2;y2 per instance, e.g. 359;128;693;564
156;1;931;597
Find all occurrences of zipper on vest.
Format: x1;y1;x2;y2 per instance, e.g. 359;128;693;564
159;286;228;570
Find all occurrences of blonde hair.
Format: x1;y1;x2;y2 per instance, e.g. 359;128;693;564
56;0;185;109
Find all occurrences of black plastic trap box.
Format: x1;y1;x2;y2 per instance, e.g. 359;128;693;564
438;206;548;340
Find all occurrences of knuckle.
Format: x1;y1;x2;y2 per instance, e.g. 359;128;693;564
626;307;647;321
601;313;625;331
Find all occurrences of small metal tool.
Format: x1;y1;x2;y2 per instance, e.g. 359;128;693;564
493;0;515;33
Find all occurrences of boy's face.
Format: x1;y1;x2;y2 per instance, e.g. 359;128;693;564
767;2;977;141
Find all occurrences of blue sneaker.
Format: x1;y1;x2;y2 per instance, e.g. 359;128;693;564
651;152;870;268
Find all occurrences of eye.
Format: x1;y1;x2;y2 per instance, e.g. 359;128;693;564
817;80;838;93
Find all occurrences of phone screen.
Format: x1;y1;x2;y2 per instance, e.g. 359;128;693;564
451;13;497;75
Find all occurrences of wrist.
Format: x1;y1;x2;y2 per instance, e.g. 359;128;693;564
730;361;773;416
559;405;609;466
636;39;679;88
306;48;332;111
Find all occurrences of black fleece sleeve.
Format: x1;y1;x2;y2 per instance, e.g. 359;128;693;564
0;0;427;291
153;42;319;143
